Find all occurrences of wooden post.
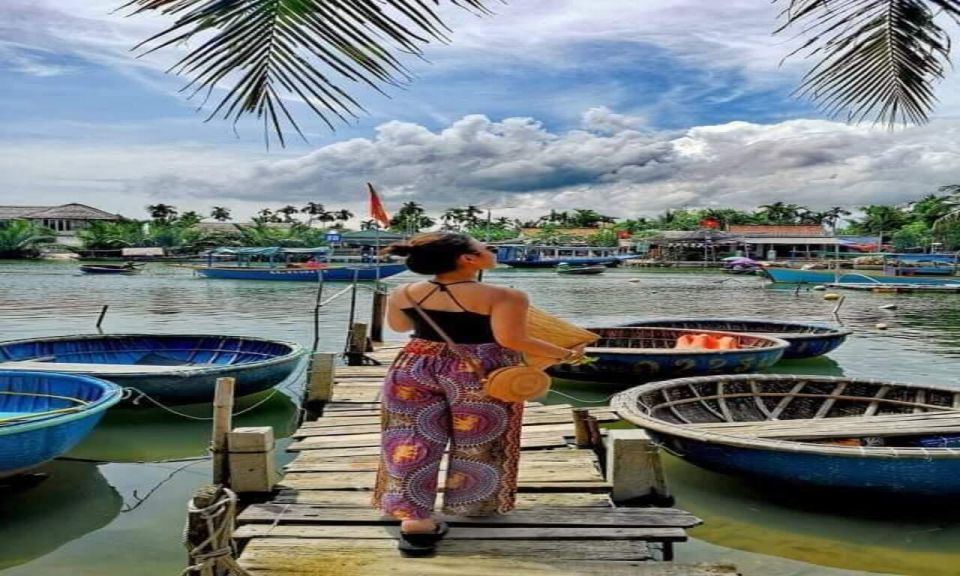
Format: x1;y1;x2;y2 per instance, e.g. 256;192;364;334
96;305;108;329
572;408;591;447
605;429;672;506
370;289;387;343
211;377;235;486
346;322;368;366
303;352;336;420
228;427;275;494
185;484;226;572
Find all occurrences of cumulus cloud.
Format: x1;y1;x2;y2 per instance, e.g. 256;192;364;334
3;112;960;222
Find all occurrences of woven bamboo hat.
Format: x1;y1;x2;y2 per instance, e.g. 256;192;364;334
524;307;599;369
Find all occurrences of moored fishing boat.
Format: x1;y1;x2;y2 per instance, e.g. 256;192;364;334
764;268;960;285
620;319;850;359
0;335;306;405
195;246;406;282
549;326;788;383
613;374;960;496
79;263;144;275
555;263;606;275
495;244;632;268
1;371;122;477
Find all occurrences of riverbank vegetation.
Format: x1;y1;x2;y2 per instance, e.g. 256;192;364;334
5;189;960;258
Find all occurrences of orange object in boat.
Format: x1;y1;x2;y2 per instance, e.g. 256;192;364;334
674;333;739;350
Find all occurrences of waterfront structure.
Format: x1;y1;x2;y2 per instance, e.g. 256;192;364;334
0;203;123;246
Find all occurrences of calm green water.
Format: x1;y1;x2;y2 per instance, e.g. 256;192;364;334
1;261;959;575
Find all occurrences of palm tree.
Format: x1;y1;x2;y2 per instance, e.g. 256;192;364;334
210;206;232;222
125;1;960;145
0;220;55;258
334;209;354;223
146;204;178;223
301;202;328;227
932;186;960;231
276;205;301;223
359;219;378;231
821;206;852;233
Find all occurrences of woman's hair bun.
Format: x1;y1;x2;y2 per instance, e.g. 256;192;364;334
384;242;413;257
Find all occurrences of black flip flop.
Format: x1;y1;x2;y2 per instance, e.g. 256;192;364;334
397;521;449;556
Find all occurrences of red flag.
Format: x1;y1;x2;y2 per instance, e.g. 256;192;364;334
700;218;720;230
367;183;390;227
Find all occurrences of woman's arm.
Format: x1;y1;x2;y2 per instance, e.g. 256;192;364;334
490;288;581;361
385;285;416;333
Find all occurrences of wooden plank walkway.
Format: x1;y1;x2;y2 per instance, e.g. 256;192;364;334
236;346;737;576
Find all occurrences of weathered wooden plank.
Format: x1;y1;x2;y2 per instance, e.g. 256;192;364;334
271;490;612;508
234;524;687;541
278;474;610;492
238;504;701;528
283;460;603;484
239;537;652;561
240;551;737;576
329;386;381;403
297;411;618;436
240;551;738;576
291;447;598;467
288;433;572;452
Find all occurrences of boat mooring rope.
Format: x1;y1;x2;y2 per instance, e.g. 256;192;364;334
546;388;618;405
181;487;251;576
119;360;310;421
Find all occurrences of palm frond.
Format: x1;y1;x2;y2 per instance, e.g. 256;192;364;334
777;0;960;126
122;0;495;147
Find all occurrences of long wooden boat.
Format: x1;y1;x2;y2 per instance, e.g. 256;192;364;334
620;319;850;359
556;264;606;275
0;335;306;405
548;327;788;383
79;263;143;275
764;268;960;286
194;263;406;282
613;374;960;496
494;244;631;268
0;371;122;477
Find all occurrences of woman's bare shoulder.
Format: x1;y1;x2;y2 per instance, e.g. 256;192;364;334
484;284;528;303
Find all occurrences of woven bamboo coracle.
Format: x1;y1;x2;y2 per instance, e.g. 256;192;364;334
523;307;600;370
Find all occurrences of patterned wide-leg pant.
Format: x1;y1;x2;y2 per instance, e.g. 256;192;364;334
372;338;524;520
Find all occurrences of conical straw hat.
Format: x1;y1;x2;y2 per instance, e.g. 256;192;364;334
526;306;599;348
524;307;599;370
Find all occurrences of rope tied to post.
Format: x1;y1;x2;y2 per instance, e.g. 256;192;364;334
182;487;251;576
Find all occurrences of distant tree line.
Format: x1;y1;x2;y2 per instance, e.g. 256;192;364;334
4;186;960;258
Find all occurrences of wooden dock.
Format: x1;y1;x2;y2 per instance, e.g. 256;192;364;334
233;345;737;576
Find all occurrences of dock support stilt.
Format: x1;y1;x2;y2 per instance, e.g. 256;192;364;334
211;377;235;486
606;428;672;507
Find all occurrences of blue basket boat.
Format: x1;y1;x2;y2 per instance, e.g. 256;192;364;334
620;319;851;359
1;371;122;477
0;335;306;405
549;326;788;383
613;374;960;496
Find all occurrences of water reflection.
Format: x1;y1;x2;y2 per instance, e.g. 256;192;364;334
668;455;960;576
0;461;122;571
67;390;300;463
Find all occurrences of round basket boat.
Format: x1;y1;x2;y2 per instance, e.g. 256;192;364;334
620;318;851;359
1;371;122;477
0;334;306;405
548;326;788;384
612;374;960;496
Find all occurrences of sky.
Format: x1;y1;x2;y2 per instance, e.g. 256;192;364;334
2;0;960;223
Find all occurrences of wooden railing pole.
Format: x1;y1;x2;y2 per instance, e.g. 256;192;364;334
212;377;235;486
572;408;591;447
370;289;388;343
303;352;336;420
346;322;369;366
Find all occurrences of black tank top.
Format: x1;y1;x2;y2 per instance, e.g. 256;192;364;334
402;281;496;344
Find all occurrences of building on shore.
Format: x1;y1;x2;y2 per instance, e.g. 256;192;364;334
0;203;124;246
637;225;880;263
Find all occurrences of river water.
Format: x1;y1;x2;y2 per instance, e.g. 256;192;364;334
0;261;958;575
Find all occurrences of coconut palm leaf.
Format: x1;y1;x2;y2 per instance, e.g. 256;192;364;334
777;0;960;126
122;0;494;147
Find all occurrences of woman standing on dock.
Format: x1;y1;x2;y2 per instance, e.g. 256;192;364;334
372;232;585;554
